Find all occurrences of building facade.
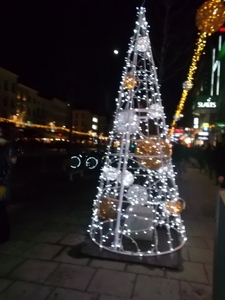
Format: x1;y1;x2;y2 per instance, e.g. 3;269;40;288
16;84;39;124
0;66;109;141
51;98;68;128
0;67;69;129
192;28;225;143
0;67;18;120
72;110;96;133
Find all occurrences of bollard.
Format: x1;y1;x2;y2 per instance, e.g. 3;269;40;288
213;191;225;300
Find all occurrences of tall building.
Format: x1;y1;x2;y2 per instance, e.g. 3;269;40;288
72;110;97;133
0;66;108;142
192;28;225;143
16;84;39;124
0;67;18;120
0;66;69;129
51;98;69;127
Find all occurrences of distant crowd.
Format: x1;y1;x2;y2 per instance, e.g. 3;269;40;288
172;137;225;188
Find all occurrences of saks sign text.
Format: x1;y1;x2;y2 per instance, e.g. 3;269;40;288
197;102;217;108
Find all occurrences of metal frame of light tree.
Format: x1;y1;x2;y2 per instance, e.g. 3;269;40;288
88;7;187;256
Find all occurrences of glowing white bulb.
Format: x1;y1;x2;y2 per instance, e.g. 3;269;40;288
136;36;149;52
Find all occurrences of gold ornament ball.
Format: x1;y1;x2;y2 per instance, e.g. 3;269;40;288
124;74;137;90
98;196;118;220
136;137;171;170
136;137;171;156
196;0;225;34
166;199;185;215
138;157;170;170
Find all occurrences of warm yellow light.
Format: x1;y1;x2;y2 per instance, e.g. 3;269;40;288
124;74;137;90
136;137;171;170
196;0;225;34
166;199;185;215
171;0;225;134
0;117;109;139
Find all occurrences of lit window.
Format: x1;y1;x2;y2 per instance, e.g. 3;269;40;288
92;124;97;130
92;117;98;123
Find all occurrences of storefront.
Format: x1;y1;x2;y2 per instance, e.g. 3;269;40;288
192;96;218;144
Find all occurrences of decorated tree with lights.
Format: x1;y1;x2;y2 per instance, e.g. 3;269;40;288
88;7;186;256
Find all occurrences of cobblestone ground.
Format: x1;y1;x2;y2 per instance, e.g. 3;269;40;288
0;168;218;300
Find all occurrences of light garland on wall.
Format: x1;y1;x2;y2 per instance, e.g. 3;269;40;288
0;117;108;139
171;0;225;132
88;7;187;257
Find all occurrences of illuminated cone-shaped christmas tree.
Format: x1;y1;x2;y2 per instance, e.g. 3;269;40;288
88;7;186;256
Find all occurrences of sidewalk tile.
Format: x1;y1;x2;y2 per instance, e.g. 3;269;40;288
44;221;69;232
8;259;59;283
180;281;212;300
48;214;69;223
70;211;91;218
188;248;213;264
182;214;196;221
133;275;180;300
31;231;65;243
0;254;25;276
197;216;215;223
0;240;35;255
184;220;208;229
16;221;45;231
60;216;80;225
185;237;208;249
45;264;95;291
181;247;189;261
63;216;90;225
204;264;213;285
166;262;208;284
98;296;130;300
126;264;164;277
0;278;13;294
90;259;125;271
23;243;63;260
88;269;135;298
186;227;214;239
63;225;87;235
205;221;215;231
59;234;86;246
54;247;90;266
10;229;40;241
205;239;214;250
47;287;98;300
0;281;53;300
76;217;90;225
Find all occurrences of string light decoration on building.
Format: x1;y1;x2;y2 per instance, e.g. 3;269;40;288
171;0;225;131
0;117;108;140
88;7;187;256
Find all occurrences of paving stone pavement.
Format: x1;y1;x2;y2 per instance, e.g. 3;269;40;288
0;168;218;300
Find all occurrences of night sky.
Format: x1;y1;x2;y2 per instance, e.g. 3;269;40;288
0;0;206;123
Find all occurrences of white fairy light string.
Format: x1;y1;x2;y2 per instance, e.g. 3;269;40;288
88;7;187;256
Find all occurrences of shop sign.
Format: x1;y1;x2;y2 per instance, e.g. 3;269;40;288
197;102;216;108
198;131;209;136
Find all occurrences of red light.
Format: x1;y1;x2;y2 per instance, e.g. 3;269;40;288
219;27;225;32
57;133;62;137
